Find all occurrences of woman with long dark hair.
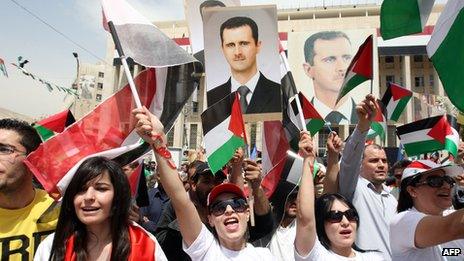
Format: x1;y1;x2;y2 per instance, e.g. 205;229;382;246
34;157;167;260
294;132;383;260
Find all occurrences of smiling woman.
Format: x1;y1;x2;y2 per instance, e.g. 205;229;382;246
33;157;167;261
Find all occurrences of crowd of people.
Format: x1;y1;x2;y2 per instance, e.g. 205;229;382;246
1;94;464;260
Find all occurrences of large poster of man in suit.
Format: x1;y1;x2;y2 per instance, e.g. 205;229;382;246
288;29;378;125
203;5;282;122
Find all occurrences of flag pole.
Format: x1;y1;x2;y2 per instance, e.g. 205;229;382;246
108;21;143;109
294;93;307;132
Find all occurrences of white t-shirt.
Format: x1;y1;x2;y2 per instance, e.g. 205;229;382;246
294;239;385;261
269;220;297;261
390;208;464;261
183;224;277;260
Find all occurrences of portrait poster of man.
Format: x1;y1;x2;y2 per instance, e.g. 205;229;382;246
203;5;282;122
288;29;379;125
184;0;241;65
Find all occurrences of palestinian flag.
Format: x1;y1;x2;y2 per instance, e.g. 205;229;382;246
127;161;149;207
427;0;464;112
380;0;435;40
381;82;412;122
33;109;76;141
101;0;196;67
0;58;8;77
336;35;373;104
202;92;246;174
288;92;325;136
396;114;460;157
262;44;298;174
367;100;387;142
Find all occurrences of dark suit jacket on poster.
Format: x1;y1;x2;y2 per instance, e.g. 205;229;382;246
207;72;282;114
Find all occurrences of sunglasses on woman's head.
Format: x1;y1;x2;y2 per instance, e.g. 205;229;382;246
325;209;358;223
415;175;455;188
209;197;248;216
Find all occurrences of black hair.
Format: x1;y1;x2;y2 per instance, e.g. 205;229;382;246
49;157;131;260
315;193;370;253
397;176;420;212
389;159;412;176
303;31;350;65
199;0;225;19
220;16;259;45
0;118;42;154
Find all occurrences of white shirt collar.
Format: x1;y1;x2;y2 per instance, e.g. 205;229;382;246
231;71;260;103
312;96;352;125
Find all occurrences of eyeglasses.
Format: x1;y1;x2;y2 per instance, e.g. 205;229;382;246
0;144;27;158
325;209;358;223
209;197;248;216
415;175;456;188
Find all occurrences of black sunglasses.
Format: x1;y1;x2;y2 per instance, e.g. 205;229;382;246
325;209;358;223
415;175;455;188
209;198;248;216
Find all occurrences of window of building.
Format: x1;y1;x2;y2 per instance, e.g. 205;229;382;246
386;75;395;84
96;94;102;102
385;56;394;63
414;76;424;87
167;129;174;147
317;127;339;156
98;72;104;78
189;124;198;150
97;83;103;90
429;74;434;87
192;101;199;113
413;55;423;62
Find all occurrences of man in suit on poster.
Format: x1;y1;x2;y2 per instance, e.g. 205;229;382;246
303;31;358;124
207;16;281;114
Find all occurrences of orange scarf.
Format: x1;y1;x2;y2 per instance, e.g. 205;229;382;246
64;224;156;261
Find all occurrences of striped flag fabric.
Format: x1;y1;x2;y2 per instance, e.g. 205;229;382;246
201;92;247;174
288;92;325;137
336;35;373;103
381;82;412;122
101;0;196;67
0;58;8;77
380;0;435;40
262;154;302;200
396;114;460;157
427;0;464;112
33;109;76;141
367;100;387;142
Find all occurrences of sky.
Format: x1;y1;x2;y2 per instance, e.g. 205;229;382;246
0;0;444;119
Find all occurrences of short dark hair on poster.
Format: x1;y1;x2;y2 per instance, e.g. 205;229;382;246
220;16;259;45
303;31;350;65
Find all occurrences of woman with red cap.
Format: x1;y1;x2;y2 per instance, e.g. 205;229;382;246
133;107;276;260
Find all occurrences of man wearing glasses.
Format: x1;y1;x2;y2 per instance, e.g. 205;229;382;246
338;94;397;260
390;160;464;260
0;118;59;261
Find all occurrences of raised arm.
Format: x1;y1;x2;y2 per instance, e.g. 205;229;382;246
228;148;245;190
323;131;343;194
295;131;317;256
338;94;376;200
133;107;202;247
414;209;464;248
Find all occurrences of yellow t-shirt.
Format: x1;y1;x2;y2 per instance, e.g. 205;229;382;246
0;189;59;261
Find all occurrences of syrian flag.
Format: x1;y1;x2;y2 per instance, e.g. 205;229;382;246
101;0;196;67
33;109;76;141
261;45;298;175
396;115;460;157
336;35;373;103
25;66;198;199
381;82;412;122
367;100;387;142
380;0;435;40
427;0;464;112
202;92;247;174
288;92;325;136
0;58;8;77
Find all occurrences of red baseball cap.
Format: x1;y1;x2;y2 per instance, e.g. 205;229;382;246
207;183;246;207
